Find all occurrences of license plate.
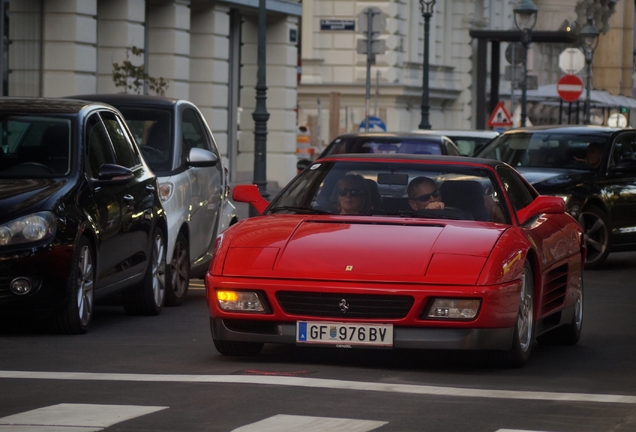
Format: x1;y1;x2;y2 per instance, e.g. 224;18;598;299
296;321;393;347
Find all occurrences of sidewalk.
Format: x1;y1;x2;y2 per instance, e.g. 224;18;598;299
229;182;282;221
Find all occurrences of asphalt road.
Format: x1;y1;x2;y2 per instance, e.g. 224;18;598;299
1;252;635;431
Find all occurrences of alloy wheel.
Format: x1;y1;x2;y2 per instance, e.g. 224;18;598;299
578;210;608;265
76;244;94;326
517;266;534;353
152;233;166;307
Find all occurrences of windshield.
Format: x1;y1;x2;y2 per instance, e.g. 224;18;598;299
268;160;509;223
323;136;444;157
0;115;73;178
116;107;173;172
477;131;612;170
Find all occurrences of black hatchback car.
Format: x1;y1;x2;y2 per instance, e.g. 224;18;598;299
476;125;635;268
0;98;167;333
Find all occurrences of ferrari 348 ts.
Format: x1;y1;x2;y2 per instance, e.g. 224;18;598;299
205;155;585;367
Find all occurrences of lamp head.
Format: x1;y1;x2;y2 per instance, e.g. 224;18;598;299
514;0;538;31
579;16;600;53
419;0;436;16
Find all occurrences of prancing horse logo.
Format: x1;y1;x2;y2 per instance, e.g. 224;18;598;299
339;299;349;313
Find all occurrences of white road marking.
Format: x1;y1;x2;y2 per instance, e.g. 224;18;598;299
496;430;553;432
0;403;167;431
1;370;635;405
232;414;387;432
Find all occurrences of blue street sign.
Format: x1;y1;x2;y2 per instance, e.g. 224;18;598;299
359;116;387;132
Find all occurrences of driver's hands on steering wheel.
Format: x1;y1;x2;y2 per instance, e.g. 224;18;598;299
424;201;445;210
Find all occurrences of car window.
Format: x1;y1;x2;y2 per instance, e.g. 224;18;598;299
324;137;443;156
182;108;211;153
496;165;535;212
86;114;116;177
100;111;140;169
0;115;72;178
268;160;509;223
610;132;636;168
479;131;612;170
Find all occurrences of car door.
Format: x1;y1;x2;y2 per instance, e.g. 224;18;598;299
179;105;222;261
83;112;130;289
101;110;156;272
603;131;636;247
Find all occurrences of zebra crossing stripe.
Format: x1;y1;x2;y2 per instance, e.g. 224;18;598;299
0;403;167;430
232;414;387;432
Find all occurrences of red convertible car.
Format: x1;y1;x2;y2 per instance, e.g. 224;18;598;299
205;155;584;367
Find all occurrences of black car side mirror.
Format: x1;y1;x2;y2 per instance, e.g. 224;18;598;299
96;163;134;183
296;159;311;173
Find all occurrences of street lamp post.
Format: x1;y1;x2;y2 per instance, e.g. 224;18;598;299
580;16;600;125
513;0;538;128
251;0;270;216
418;0;436;130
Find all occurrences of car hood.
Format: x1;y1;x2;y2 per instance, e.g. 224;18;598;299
0;178;68;222
221;216;507;285
515;167;593;194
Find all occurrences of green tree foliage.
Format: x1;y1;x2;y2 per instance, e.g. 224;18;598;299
112;46;168;96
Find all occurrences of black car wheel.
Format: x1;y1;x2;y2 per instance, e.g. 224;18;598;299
499;260;535;368
55;236;94;334
122;227;166;316
578;205;610;269
213;339;264;357
166;232;189;306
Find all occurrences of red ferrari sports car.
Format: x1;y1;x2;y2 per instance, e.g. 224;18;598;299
206;155;584;367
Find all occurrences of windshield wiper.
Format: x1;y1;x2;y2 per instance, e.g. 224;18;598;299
269;206;332;215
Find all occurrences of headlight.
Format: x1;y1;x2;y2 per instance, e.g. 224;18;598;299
423;298;480;320
158;182;174;202
216;290;265;312
0;211;57;246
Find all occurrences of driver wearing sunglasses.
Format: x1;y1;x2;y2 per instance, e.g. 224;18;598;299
337;174;371;215
407;176;445;211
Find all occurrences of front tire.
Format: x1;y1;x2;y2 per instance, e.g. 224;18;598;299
499;260;535;367
55;236;94;334
166;232;189;306
578;205;610;269
122;227;166;316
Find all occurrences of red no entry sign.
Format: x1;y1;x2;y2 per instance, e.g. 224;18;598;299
557;74;584;102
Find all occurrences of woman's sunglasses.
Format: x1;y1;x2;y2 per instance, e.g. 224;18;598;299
413;189;440;202
338;188;365;198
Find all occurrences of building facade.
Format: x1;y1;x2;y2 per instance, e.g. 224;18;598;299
297;0;636;151
6;0;301;187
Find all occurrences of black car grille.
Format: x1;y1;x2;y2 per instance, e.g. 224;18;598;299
0;277;13;301
276;291;414;319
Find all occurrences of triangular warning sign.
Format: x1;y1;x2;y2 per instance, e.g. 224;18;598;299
487;101;513;127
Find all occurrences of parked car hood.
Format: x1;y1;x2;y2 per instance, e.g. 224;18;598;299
515;167;594;194
220;216;507;285
0;178;68;221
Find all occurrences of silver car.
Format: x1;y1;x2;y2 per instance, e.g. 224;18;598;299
69;94;238;306
410;129;500;156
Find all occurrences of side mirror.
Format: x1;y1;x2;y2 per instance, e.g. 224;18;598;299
232;184;270;215
517;196;565;225
296;159;311;174
187;147;219;168
95;163;133;184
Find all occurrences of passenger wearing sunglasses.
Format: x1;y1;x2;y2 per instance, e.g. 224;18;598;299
337;174;371;215
407;176;445;211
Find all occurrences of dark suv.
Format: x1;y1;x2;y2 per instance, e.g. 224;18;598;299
0;98;167;333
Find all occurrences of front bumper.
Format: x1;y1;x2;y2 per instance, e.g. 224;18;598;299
210;318;514;351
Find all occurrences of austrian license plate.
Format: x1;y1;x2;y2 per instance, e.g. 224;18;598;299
296;321;393;347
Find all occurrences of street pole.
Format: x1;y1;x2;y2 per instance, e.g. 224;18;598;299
584;50;592;125
418;0;435;130
364;8;373;132
251;0;269;216
520;30;530;127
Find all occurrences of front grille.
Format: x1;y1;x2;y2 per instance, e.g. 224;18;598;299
276;291;414;319
0;276;13;301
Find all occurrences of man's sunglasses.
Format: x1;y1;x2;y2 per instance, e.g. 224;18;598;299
338;188;365;197
412;189;440;202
